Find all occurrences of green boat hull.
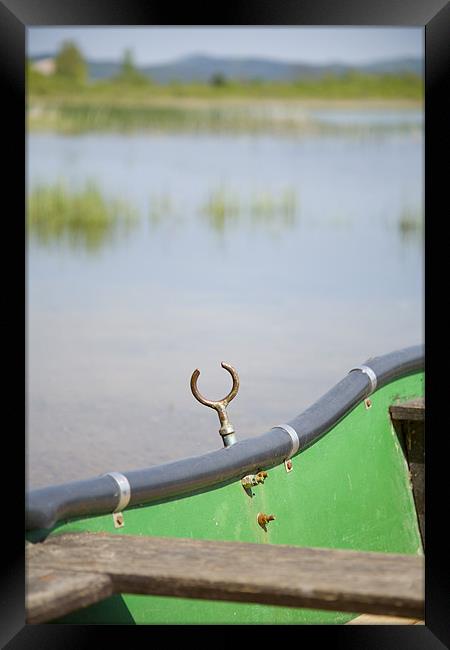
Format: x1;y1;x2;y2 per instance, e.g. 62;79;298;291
33;371;423;624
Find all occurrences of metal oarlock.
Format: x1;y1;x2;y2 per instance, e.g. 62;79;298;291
190;362;240;447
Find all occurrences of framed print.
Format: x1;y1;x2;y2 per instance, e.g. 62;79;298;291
1;0;447;646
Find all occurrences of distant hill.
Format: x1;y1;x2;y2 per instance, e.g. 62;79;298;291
30;52;423;83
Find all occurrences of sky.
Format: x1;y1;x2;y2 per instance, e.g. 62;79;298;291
27;27;423;65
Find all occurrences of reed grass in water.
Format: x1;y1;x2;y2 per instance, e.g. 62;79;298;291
398;206;423;235
27;181;139;250
201;187;299;232
250;188;297;225
201;188;241;232
28;101;422;137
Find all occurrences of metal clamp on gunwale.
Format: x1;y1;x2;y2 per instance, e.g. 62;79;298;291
348;364;378;396
272;423;300;459
103;471;131;513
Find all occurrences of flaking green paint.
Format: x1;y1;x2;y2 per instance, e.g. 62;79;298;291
36;372;424;624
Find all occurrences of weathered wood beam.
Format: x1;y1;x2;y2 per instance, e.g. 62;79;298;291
26;533;424;623
390;398;425;547
389;398;425;421
347;614;424;625
26;564;113;624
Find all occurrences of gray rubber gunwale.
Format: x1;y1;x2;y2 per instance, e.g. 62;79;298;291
26;344;424;531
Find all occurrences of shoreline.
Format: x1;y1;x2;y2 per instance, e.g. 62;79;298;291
27;96;423;135
28;95;422;110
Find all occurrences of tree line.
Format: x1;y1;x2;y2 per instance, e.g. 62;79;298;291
36;41;150;85
32;41;230;86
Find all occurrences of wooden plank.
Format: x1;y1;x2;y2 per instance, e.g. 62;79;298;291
390;398;425;547
347;614;423;625
390;399;425;547
27;533;424;620
389;398;425;421
26;563;113;624
406;419;425;547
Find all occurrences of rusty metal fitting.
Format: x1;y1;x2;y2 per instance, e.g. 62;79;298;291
257;513;275;528
241;471;268;489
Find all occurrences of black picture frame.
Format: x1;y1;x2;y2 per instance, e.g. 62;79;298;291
2;0;447;646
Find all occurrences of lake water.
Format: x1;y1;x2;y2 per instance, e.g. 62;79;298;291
27;112;424;488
